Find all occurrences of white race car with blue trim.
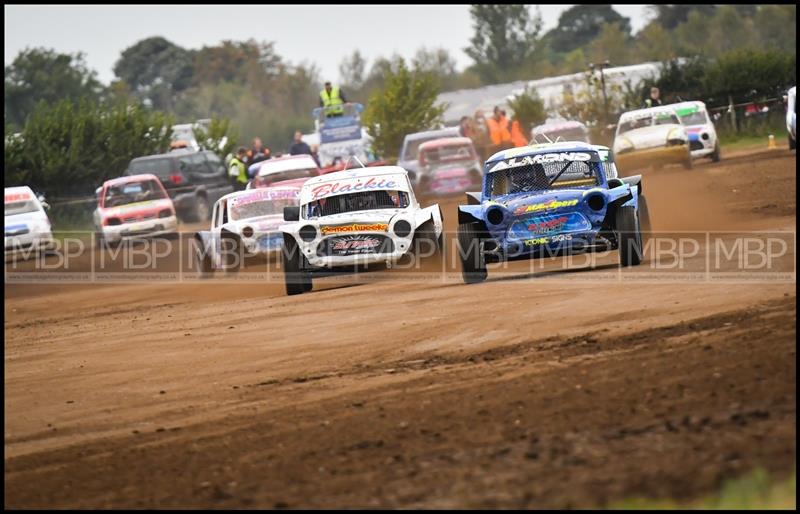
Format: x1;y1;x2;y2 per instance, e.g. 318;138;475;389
194;186;300;276
279;166;443;295
669;101;720;161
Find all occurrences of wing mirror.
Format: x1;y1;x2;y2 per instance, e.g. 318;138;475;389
283;206;300;222
37;195;50;210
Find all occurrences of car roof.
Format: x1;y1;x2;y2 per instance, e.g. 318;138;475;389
619;105;679;121
418;137;474;151
219;184;300;204
103;174;161;187
5;186;35;196
256;154;319;176
533;120;587;132
404;127;460;142
485;141;598;164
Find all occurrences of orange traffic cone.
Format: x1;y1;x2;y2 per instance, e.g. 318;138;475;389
768;134;777;149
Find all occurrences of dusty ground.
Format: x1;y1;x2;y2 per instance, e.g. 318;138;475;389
4;147;797;508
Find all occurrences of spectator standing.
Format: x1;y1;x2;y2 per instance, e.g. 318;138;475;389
288;130;312;156
644;87;662;108
246;137;271;167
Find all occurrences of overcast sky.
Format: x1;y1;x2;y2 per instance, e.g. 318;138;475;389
5;4;651;86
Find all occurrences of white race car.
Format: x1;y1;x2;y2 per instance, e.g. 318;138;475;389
5;186;54;260
279;166;444;295
613;106;692;172
194;186;301;276
669;101;720;161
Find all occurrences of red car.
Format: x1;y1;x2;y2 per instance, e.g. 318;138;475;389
93;174;178;246
416;137;483;197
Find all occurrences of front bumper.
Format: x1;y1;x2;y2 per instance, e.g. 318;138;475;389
616;144;689;171
300;232;414;268
102;216;178;243
5;230;55;257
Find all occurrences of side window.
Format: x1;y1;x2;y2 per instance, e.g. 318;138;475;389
189;153;208;174
178;156;192;174
204;152;224;174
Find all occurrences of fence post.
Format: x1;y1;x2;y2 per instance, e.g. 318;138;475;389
728;95;737;133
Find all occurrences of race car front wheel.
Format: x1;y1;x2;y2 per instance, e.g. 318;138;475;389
711;141;721;162
457;223;488;284
616;206;643;267
282;234;312;296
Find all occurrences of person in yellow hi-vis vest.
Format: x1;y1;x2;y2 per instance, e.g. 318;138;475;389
228;147;249;191
319;81;347;117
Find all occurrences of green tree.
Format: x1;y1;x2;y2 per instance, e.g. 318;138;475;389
113;37;195;111
674;10;712;57
412;47;460;91
703;49;796;103
754;5;797;53
506;86;547;136
547;5;631;55
4;48;104;128
561;48;588;74
708;5;756;57
193;117;237;161
646;4;716;30
338;50;367;91
5;99;172;196
635;22;675;62
464;4;543;83
587;22;631;67
362;59;446;160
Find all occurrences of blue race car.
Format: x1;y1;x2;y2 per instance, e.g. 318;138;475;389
456;142;651;283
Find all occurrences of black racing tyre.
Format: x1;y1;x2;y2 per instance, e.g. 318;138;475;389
186;195;211;223
195;238;214;279
711;140;721;162
282;234;312;296
412;220;442;265
638;195;652;257
457;223;487;284
616;205;643;267
220;233;243;275
790;134;796;151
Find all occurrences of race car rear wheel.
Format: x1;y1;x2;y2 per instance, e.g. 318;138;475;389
789;134;796;151
616;206;643;267
457;223;488;284
282;234;312;295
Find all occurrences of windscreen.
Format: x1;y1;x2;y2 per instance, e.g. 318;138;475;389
104;179;166;207
5;200;40;216
678;110;708;126
403;136;443;161
230;197;297;221
487;160;600;198
421;144;475;165
618;111;680;133
304;190;409;219
537;127;589;143
129;158;173;177
260;167;317;185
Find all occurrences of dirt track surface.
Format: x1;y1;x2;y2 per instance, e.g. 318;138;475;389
4;147;797;508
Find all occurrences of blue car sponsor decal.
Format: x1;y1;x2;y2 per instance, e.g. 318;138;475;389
5;223;29;236
257;233;283;250
509;212;590;240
